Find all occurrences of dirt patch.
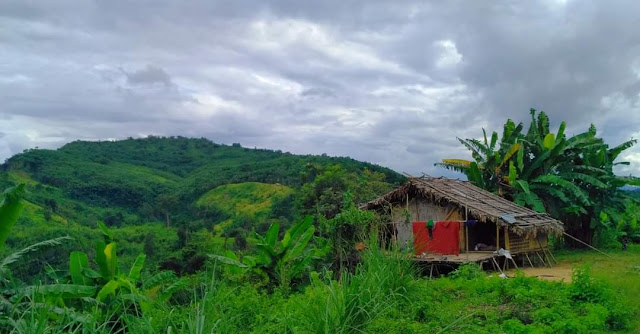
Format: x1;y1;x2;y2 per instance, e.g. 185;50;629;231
506;263;574;282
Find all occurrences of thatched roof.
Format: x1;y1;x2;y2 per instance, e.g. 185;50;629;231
360;177;564;236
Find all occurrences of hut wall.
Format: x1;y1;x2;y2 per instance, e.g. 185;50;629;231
390;197;464;249
529;233;548;249
507;231;528;253
507;231;549;253
390;208;412;248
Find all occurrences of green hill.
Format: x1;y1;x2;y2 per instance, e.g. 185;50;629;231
0;136;403;276
1;136;404;230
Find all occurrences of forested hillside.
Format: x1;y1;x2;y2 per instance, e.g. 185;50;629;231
0;136;404;275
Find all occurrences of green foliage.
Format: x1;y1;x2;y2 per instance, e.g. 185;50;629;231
439;109;638;246
0;137;636;332
570;265;608;303
214;216;322;290
196;182;293;219
0;137;401;274
0;184;26;248
196;182;293;235
298;165;393;221
286;245;414;334
4;137;402;229
58;223;158;306
323;192;379;273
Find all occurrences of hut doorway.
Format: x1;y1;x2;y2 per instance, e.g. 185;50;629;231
467;222;500;251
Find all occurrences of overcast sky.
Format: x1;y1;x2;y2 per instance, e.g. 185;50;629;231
1;1;639;176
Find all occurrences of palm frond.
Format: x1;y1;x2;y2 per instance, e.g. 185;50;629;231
609;139;637;161
467;138;492;156
489;131;499;152
498;142;521;168
457;138;489;163
560;172;609;189
537;111;550;137
434;162;470;174
532;175;591;206
501;119;516;145
501;121;524;150
531;183;571;203
513;191;546;212
0;236;73;273
571;165;608;175
556;121;566;141
454;138;482;163
142;271;177;291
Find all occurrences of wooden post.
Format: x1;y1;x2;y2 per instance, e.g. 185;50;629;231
547;248;558;264
510;256;518;269
537;238;553;268
525;253;534;268
535;251;548;267
391;209;397;245
406;194;409;209
465;205;469;261
496;224;500;250
465;225;469;259
492;257;506;276
504;227;509;250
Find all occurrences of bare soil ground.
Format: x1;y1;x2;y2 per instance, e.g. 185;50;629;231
506;262;574;282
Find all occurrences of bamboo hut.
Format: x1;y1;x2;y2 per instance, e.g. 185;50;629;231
360;177;564;270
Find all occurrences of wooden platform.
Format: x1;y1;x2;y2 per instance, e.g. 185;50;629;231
413;251;496;264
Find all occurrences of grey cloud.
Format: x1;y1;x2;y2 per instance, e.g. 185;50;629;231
300;87;336;98
124;66;173;87
0;0;639;177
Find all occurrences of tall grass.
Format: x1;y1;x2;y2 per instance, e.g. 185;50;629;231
2;245;635;333
289;243;415;333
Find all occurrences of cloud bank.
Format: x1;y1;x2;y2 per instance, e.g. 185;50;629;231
1;0;639;176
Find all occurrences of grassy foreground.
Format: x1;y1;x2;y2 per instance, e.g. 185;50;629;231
137;247;633;334
552;244;640;333
2;238;637;333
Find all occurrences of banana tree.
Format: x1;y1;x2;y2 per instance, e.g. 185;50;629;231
64;221;148;304
436;119;524;193
440;109;638;245
211;216;320;290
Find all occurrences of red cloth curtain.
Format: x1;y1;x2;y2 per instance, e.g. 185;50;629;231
412;221;430;255
412;221;460;255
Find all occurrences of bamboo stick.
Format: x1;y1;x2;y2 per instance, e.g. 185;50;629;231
562;232;613;259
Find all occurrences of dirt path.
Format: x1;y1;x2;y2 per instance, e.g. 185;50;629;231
506;262;574;282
